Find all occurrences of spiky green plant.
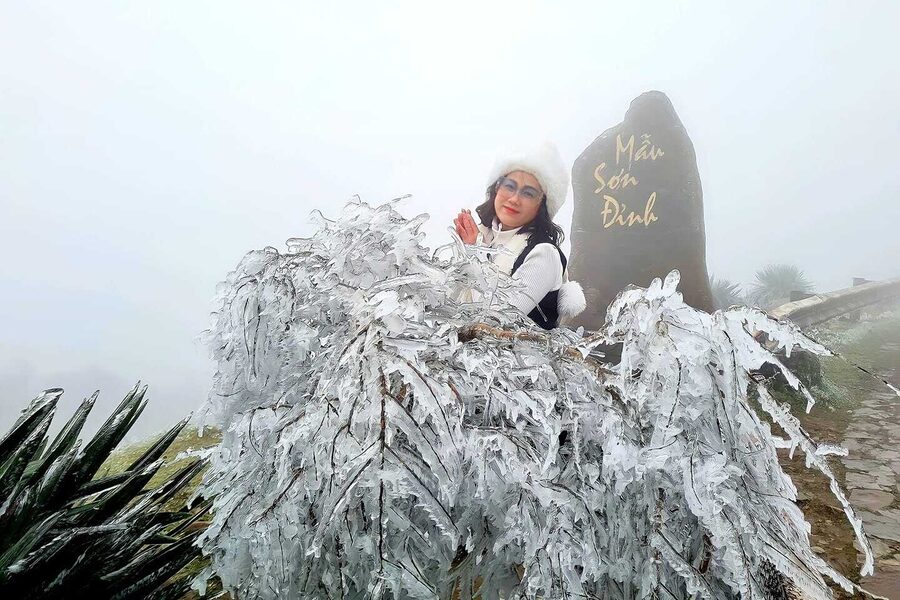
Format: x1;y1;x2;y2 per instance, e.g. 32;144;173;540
751;263;814;309
709;275;744;310
0;384;211;599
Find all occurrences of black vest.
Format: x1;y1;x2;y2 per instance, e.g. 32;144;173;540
510;235;567;330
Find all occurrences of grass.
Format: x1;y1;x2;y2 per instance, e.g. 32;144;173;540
96;425;222;510
815;305;900;405
764;304;900;413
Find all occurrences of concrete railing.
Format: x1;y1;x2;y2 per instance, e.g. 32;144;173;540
769;277;900;328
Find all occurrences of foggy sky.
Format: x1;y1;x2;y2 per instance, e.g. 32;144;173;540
2;1;899;438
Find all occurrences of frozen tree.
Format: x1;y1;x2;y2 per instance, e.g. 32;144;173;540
195;199;880;600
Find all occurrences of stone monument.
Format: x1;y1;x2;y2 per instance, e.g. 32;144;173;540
568;91;715;330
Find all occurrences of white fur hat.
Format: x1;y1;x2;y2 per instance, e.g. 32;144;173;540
486;141;570;218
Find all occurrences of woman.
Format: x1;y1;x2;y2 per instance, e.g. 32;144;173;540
453;142;585;329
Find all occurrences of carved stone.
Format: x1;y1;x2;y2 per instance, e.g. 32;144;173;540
569;91;714;330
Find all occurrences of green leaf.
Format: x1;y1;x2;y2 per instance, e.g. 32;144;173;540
0;390;61;460
35;443;82;510
0;385;213;599
0;407;56;501
80;463;161;526
0;513;61;576
73;471;133;500
125;415;191;475
27;394;97;486
133;460;205;514
104;533;202;599
68;384;148;490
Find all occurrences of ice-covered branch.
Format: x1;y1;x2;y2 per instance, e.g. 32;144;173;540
196;199;877;600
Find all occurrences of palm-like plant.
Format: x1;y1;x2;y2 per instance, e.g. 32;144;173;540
0;384;211;599
751;263;814;309
709;275;744;310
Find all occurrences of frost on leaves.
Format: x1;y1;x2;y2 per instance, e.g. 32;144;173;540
197;199;874;600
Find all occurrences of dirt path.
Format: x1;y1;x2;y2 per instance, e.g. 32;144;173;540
838;329;900;598
791;313;900;598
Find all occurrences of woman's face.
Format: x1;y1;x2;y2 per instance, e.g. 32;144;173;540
493;170;544;229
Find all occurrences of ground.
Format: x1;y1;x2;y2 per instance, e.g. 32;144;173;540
777;306;900;598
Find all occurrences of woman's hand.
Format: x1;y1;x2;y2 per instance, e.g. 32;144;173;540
453;209;479;245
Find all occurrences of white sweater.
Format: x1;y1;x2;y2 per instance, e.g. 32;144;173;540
477;220;563;316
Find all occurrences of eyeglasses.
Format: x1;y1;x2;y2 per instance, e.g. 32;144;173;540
496;177;544;203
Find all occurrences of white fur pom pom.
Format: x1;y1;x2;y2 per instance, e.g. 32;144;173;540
558;280;586;318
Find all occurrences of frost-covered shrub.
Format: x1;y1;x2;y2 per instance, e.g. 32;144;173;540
195;199;875;600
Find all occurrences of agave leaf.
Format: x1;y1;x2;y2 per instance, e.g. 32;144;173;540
168;497;213;536
20;437;49;480
26;394;97;486
0;385;211;599
69;385;149;489
104;533;202;600
127;459;205;517
61;498;107;522
141;511;196;529
35;442;82;509
0;513;61;575
144;533;182;545
97;383;141;431
81;462;161;526
124;415;191;475
3;527;78;579
73;471;134;500
0;406;56;501
0;409;53;500
27;509;179;596
0;390;61;460
16;525;133;596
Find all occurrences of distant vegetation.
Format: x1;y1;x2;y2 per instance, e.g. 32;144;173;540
709;275;745;310
710;264;816;311
750;263;814;308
